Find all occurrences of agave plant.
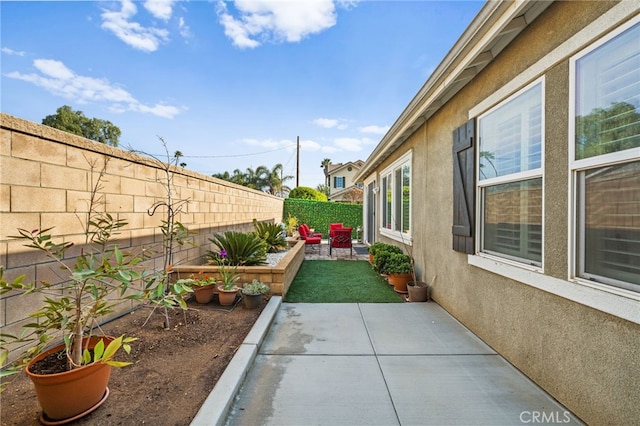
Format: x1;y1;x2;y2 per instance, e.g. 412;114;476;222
252;219;287;253
207;231;267;266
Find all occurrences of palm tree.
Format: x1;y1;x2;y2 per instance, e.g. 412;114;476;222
320;158;331;187
264;164;294;196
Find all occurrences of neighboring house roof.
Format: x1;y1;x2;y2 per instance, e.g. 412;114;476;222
328;160;364;175
329;185;363;203
354;1;552;182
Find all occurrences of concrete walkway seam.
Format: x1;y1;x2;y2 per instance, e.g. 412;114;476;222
190;296;283;426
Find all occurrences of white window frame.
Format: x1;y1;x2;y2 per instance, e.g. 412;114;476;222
476;78;545;271
568;15;640;295
379;150;412;244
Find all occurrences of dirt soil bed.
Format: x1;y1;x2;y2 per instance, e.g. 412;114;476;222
1;296;266;426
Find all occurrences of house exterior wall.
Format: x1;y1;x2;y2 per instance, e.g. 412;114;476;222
0;113;284;356
363;2;639;424
329;163;361;196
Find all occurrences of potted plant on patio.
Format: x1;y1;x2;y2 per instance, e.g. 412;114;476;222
241;279;270;309
176;270;217;304
384;253;413;294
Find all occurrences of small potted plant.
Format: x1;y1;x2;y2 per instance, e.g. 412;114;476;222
216;249;241;306
384;253;413;294
176;270;217;304
241;279;270;309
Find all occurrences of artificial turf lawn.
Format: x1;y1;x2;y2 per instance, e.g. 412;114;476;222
284;260;403;303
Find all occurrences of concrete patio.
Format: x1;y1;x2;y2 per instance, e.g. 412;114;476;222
191;298;583;425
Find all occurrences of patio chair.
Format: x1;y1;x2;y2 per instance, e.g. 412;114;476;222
329;227;353;257
329;223;343;239
300;223;322;238
298;224;321;251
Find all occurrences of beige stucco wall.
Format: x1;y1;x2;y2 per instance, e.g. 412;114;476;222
0;113;284;356
367;2;639;425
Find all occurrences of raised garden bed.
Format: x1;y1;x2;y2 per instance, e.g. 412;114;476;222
172;240;305;296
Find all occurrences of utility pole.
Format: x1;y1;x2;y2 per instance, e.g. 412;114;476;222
296;136;300;187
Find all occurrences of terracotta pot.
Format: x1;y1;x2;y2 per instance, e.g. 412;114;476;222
407;281;429;302
242;293;263;309
387;273;412;294
193;284;215;304
368;253;374;264
217;286;239;306
26;336;114;423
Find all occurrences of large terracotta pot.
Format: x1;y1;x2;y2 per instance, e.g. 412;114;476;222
26;336;114;423
193;284;215;304
217;286;239;306
407;281;429;302
387;273;412;294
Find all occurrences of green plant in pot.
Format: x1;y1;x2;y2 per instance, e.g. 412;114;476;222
367;242;388;265
384;253;413;294
241;279;270;309
0;161;188;423
372;244;403;275
0;223;184;422
176;270;217;304
215;249;241;306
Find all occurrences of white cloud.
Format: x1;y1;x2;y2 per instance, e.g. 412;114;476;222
314;117;339;128
334;137;366;152
101;0;170;52
144;0;176;21
216;0;339;49
5;59;181;119
359;124;389;135
178;17;191;39
313;117;348;130
1;47;26;56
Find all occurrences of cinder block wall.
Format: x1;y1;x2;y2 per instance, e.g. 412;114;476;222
0;113;284;354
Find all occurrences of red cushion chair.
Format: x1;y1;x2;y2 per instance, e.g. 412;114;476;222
298;225;321;250
300;223;322;238
329;227;352;257
329;223;343;238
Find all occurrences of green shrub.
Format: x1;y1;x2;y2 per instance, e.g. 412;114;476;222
368;242;391;256
283;198;362;235
373;245;403;274
288;186;327;201
252;219;287;253
384;253;413;274
207;231;267;266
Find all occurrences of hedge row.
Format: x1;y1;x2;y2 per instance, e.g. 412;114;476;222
283;198;363;238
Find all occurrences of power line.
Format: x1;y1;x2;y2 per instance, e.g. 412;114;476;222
142;144;297;159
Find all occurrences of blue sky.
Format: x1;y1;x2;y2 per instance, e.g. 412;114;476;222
1;0;483;188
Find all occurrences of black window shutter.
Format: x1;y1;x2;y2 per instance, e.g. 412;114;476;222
452;118;476;254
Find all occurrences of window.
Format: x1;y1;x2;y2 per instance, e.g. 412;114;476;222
571;19;640;292
380;151;411;241
334;176;345;189
478;79;544;266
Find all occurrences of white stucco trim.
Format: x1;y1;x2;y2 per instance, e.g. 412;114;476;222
468;254;640;325
469;1;640;119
